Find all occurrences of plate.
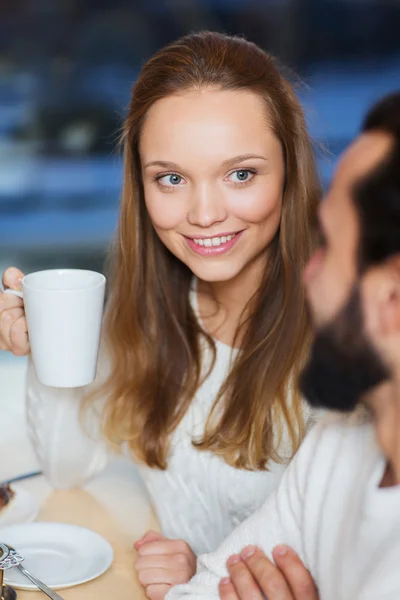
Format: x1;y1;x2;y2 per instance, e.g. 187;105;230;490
0;486;39;527
1;522;114;590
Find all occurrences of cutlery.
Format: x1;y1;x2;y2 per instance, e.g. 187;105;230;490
0;471;42;487
0;544;17;600
3;546;64;600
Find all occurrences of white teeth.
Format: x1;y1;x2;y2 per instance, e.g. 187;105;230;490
192;233;236;247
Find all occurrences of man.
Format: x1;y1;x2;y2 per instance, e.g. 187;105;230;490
167;91;400;600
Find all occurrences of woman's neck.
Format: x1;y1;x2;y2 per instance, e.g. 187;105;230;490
197;258;266;347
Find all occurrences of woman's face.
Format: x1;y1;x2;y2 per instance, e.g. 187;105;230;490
140;88;285;283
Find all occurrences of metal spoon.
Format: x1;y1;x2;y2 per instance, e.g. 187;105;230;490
0;544;17;600
3;546;64;600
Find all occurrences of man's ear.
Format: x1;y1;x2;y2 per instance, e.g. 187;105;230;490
363;256;400;339
377;256;400;337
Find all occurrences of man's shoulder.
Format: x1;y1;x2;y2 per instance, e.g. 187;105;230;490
310;406;374;448
316;405;372;438
293;407;374;474
288;407;379;523
301;406;377;477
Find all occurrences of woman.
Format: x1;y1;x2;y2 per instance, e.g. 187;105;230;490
0;32;320;600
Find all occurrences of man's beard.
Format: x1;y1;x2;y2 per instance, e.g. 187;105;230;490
300;286;390;412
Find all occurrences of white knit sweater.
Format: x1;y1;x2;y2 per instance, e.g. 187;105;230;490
168;412;400;600
25;293;315;556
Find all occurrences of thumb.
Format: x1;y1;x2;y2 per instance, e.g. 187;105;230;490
2;267;24;291
134;530;164;550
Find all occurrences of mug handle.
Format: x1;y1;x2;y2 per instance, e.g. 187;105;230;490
3;289;23;299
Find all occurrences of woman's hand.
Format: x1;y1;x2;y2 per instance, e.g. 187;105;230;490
0;268;29;356
134;530;197;600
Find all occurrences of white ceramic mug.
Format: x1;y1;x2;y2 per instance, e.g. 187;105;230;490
4;269;106;388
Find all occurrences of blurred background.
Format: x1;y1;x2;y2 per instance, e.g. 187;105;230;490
0;0;399;278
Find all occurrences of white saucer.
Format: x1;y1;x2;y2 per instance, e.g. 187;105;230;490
0;486;39;527
2;522;114;590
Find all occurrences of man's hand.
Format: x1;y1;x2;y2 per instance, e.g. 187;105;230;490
134;530;197;600
219;545;319;600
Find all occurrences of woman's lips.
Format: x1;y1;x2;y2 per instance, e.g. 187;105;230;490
184;231;244;256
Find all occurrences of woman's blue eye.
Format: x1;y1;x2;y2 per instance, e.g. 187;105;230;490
229;170;253;183
158;174;183;186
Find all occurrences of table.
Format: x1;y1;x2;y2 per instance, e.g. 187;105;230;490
0;357;159;599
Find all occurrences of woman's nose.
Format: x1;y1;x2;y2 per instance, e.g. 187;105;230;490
187;184;227;228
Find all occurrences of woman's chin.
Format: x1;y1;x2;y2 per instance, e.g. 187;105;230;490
188;261;243;284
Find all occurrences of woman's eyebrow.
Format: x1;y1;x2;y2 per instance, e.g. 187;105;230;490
143;154;268;171
221;154;268;168
144;160;181;170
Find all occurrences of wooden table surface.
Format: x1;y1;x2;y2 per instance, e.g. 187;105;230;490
13;488;158;599
0;358;159;599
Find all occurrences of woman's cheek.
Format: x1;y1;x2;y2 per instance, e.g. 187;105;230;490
228;182;282;224
145;190;187;230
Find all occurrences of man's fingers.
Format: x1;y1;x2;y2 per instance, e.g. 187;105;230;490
240;545;319;600
272;546;319;600
219;577;239;600
226;555;265;600
240;546;293;599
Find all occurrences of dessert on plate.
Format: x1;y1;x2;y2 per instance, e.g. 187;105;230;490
0;483;38;526
0;485;15;515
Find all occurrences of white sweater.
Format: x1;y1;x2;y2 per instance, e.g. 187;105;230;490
167;412;400;600
25;292;315;556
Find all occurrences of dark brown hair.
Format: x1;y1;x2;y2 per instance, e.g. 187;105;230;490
356;91;400;270
87;31;320;470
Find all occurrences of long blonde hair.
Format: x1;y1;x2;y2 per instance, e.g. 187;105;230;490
87;31;320;470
